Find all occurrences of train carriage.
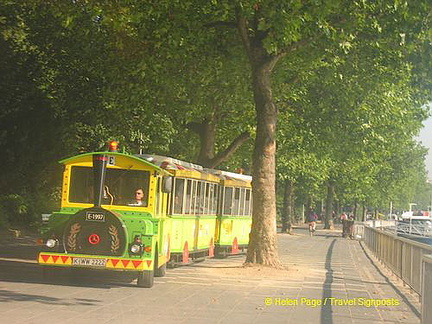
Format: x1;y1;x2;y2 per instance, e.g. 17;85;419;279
139;154;221;264
38;142;252;287
140;155;253;262
212;170;253;257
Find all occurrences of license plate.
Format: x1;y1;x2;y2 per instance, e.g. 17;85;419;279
72;257;107;267
86;212;105;222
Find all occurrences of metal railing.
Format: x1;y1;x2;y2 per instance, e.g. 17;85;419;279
362;225;432;323
422;255;432;323
363;225;432;295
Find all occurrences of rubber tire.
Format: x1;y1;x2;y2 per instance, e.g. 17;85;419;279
153;244;166;277
214;246;228;259
137;270;154;288
155;262;166;277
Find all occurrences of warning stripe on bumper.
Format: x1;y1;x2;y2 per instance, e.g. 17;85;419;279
38;253;152;270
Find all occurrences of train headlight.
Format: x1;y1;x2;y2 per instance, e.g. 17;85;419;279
130;235;143;254
130;244;142;254
46;239;58;248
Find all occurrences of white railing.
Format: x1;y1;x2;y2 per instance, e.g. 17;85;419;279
397;222;432;237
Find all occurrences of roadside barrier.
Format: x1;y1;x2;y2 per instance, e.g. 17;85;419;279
422;255;432;323
363;225;432;294
363;225;432;323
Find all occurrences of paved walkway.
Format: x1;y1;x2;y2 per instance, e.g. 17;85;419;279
275;226;421;323
0;225;422;323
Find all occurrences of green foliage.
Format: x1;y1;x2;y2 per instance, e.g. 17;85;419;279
0;193;36;228
272;0;432;211
1;0;432;230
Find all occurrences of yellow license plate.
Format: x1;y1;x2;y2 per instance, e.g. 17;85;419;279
72;257;107;267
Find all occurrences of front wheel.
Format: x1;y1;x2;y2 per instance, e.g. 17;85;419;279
155;262;166;277
137;270;154;288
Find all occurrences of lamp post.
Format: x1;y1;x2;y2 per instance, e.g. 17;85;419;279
389;201;393;220
430;192;432;213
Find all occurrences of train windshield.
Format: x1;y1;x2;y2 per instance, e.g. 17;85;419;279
69;166;150;206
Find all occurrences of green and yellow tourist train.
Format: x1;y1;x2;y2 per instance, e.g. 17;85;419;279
38;141;252;287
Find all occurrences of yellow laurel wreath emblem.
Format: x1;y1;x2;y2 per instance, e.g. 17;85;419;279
109;225;120;254
67;222;81;251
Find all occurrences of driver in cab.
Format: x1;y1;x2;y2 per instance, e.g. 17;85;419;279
128;188;147;206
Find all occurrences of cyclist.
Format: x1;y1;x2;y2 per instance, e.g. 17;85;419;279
307;210;318;235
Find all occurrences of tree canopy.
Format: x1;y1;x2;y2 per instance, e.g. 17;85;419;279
1;1;431;265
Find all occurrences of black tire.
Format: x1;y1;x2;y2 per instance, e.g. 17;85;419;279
214;246;225;259
167;259;176;269
154;245;166;277
137;270;154;288
155;262;166;277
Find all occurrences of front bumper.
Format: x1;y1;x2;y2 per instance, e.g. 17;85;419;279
38;252;153;271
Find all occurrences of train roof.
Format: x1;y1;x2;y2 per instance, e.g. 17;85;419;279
59;151;165;172
58;151;251;186
136;154;252;187
136;154;203;171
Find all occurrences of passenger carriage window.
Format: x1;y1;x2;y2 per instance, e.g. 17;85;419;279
212;184;218;215
69;166;150;207
191;180;197;215
239;188;245;216
233;188;240;216
198;181;205;215
196;181;201;214
249;190;253;215
156;178;161;215
223;187;233;216
245;189;251;216
173;178;185;214
185;179;192;214
208;184;214;214
209;184;212;214
204;182;210;214
208;183;215;215
168;191;173;214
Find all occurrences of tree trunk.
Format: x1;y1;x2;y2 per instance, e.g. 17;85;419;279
281;179;294;233
324;181;335;229
186;117;216;167
236;10;293;267
196;118;216;166
305;196;313;220
245;51;280;267
353;201;358;221
186;116;250;169
362;204;367;222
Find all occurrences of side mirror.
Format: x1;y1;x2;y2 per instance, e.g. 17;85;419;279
162;176;173;193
